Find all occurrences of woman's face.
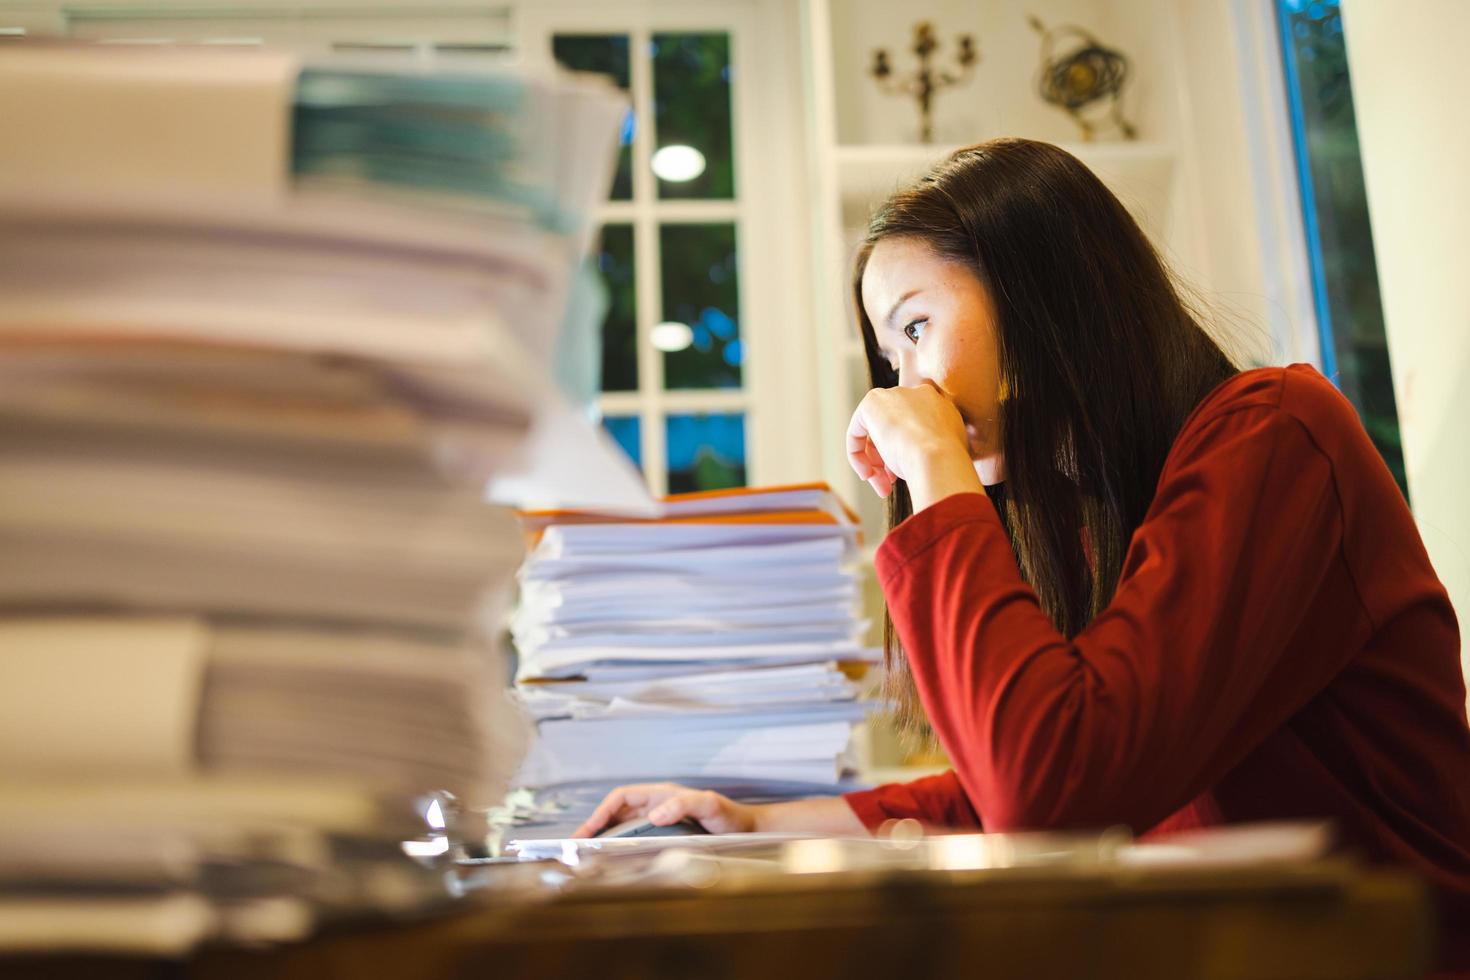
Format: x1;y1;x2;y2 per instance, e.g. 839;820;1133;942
860;235;1005;482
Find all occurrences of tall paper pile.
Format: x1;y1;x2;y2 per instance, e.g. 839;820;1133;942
507;485;880;844
0;42;646;953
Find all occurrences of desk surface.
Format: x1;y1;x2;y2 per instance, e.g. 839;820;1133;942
5;860;1433;980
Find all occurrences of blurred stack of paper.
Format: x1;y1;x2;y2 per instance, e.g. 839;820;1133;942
1;618;517;795
509;485;879;834
0;42;647;953
0;42;649;509
0;774;441;955
0;334;527;626
292;66;615;242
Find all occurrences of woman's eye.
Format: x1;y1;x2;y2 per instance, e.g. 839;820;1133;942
903;319;927;344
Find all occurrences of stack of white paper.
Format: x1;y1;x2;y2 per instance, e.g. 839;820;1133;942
0;43;652;512
0;42;648;952
509;486;879;837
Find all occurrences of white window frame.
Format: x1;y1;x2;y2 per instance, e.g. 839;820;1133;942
1226;0;1324;369
518;0;818;495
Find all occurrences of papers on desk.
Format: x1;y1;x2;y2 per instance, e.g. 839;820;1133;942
507;821;1336;873
517;662;862;721
0;41;639;953
508;485;879;839
0;773;444;954
513;488;872;679
507;832;825;862
521;710;867;787
517;483;858;530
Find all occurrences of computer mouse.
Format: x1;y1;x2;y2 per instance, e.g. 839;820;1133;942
594;816;711;839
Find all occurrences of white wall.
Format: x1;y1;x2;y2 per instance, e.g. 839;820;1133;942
821;0;1300;370
1340;0;1470;656
827;0;1166;146
1163;1;1319;368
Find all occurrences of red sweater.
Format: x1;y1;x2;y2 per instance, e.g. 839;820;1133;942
844;365;1470;968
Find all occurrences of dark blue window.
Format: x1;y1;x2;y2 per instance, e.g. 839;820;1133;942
1276;0;1406;494
602;414;642;470
666;412;745;493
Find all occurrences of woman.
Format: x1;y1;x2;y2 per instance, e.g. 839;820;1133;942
574;139;1470;966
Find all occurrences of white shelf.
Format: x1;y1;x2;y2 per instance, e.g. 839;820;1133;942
831;140;1175;361
833;140;1179;257
837;139;1174;199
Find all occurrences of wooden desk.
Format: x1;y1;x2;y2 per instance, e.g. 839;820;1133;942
5;861;1432;980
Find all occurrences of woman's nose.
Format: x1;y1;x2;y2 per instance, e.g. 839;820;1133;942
897;358;926;388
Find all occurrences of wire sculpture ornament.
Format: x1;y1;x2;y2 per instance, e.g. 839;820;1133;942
1027;15;1136;142
870;21;980;144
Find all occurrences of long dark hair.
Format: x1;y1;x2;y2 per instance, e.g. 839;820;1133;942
855;138;1238;734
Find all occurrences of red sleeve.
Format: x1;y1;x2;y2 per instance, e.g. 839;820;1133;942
876;399;1364;833
843;769;982;833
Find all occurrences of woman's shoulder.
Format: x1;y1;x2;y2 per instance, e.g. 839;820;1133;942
1177;363;1366;459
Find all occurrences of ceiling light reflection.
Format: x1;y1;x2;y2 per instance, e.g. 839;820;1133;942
652;144;706;182
651;321;695;352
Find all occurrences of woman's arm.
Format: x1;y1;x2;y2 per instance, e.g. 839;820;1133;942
843;769;982;832
570;783;868;837
753;795;870;834
884;394;1370;833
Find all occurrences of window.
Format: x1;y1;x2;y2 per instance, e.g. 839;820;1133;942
550;25;751;496
1276;0;1406;493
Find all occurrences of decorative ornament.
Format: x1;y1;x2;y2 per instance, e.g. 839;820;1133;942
1027;15;1136;142
870;22;980;144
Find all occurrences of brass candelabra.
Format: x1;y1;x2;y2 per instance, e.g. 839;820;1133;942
870;22;980;144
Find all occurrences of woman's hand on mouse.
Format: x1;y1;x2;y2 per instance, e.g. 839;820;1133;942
571;783;756;838
847;384;983;509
